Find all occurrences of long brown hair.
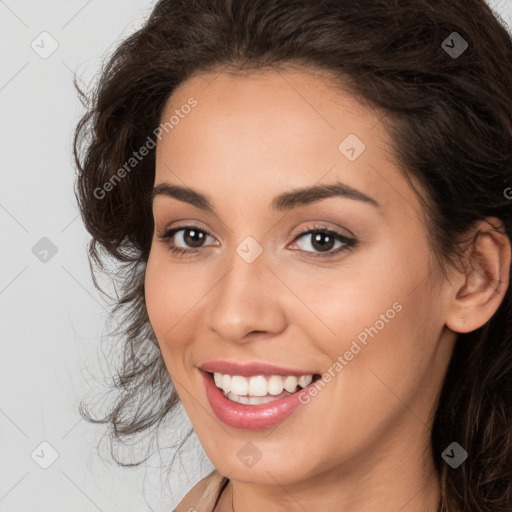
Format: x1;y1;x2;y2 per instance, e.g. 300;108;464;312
73;1;512;509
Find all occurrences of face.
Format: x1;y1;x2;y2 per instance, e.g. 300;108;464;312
144;67;457;487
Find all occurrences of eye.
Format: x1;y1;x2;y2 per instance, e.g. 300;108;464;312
157;225;217;257
288;226;357;258
156;224;357;259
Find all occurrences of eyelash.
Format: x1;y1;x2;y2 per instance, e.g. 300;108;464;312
156;224;357;259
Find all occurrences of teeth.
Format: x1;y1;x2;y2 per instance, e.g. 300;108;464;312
225;392;292;405
298;375;313;388
212;372;314;398
267;375;284;395
248;376;267;397
213;372;223;388
283;376;298;393
222;374;232;393
230;375;248;396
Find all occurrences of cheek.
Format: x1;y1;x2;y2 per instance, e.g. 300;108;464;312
324;299;441;463
144;253;186;360
144;254;166;335
279;235;429;346
144;250;212;368
145;251;187;330
307;236;441;399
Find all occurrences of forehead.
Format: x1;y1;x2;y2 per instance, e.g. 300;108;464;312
159;66;385;147
154;67;417;219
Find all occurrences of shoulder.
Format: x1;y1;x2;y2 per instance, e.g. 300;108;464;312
174;469;228;512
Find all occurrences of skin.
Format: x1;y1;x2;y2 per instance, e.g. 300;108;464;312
144;66;511;512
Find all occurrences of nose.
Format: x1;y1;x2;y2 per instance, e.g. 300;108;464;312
206;243;288;344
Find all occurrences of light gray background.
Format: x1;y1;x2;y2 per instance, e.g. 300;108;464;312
1;1;511;511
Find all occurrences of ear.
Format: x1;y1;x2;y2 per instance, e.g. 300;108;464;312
445;217;511;334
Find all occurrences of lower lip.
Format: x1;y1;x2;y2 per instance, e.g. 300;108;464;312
201;371;316;430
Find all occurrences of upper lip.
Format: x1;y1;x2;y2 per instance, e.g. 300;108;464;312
199;360;317;377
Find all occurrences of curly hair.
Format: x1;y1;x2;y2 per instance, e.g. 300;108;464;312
73;0;512;510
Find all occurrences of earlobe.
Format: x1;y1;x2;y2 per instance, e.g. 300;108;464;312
445;217;511;334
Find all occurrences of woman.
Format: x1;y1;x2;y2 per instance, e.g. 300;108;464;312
73;0;512;510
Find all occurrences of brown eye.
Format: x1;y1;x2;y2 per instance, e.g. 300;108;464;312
157;225;217;257
181;228;207;248
290;228;357;258
310;232;336;252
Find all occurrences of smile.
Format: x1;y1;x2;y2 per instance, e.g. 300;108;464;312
199;361;322;429
213;372;315;405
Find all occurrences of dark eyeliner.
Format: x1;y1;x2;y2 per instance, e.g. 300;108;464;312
156;224;357;259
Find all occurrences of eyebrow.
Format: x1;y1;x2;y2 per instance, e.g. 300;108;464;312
151;181;379;212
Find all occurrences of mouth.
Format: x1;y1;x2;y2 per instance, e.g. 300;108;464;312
211;371;321;405
199;365;322;430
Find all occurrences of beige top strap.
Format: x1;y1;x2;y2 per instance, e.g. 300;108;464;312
174;470;228;512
